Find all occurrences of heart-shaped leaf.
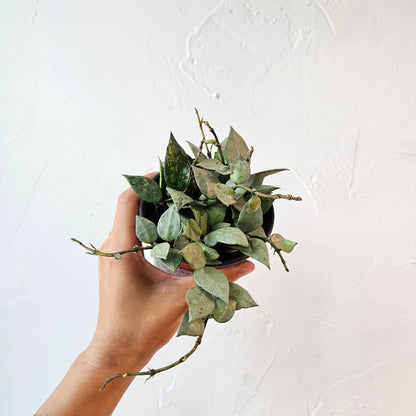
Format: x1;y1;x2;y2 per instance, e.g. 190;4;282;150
195;241;220;260
180;242;206;269
193;267;229;303
161;248;183;271
166;187;194;210
204;227;249;248
237;196;263;233
240;238;270;269
214;183;237;206
192;166;220;199
123;175;162;203
222;127;249;163
186;286;215;322
229;282;258;309
207;203;227;227
164;133;192;191
173;234;191;250
177;311;206;337
135;216;158;243
212;299;237;323
150;242;170;260
157;205;181;241
269;233;297;253
183;218;201;242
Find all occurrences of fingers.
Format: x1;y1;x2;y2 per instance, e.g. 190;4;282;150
220;260;255;283
109;172;159;248
110;188;141;248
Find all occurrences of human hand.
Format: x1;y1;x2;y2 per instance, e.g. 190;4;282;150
88;173;255;371
36;173;255;416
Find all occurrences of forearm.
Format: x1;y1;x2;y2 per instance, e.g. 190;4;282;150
35;347;152;416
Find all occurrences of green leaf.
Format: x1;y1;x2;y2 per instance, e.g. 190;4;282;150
212;299;237;323
206;259;222;266
229;282;258;309
177;311;206;337
183;218;201;242
186;286;215;322
222;127;250;163
150;242;170;260
197;159;226;171
260;195;275;214
192;166;220;199
135;216;158;243
157;205;181;242
173;234;191;250
226;179;247;199
195;241;220;261
207;203;227;228
214;183;237;206
257;184;279;194
161;248;183;271
237;196;263;233
186;141;207;160
230;154;251;184
232;197;247;211
164;133;192;191
180;242;206;270
123;175;162;203
193;267;229;303
282;239;297;253
158;158;167;196
240;238;270;269
166;187;194;210
248;168;288;188
191;206;209;236
204;227;249;248
211;222;231;231
248;226;268;240
269;233;297;253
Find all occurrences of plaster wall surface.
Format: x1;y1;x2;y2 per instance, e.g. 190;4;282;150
1;1;415;415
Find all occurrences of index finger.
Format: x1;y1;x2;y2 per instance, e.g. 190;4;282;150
111;172;158;247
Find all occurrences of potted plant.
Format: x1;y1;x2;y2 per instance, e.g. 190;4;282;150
72;110;301;389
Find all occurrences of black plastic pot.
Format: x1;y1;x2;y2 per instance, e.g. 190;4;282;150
139;173;275;268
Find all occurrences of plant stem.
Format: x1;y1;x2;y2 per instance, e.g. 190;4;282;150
71;238;153;259
203;120;226;164
194;108;211;162
276;249;289;272
100;335;203;391
233;185;302;201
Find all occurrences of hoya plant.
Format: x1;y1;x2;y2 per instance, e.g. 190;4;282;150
72;110;301;390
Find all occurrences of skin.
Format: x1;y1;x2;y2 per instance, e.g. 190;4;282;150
36;173;254;416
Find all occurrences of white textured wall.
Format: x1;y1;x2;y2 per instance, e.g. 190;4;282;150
2;1;416;414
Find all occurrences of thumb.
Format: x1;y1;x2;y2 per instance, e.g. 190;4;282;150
220;260;255;283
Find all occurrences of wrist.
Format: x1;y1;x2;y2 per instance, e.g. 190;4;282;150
85;336;155;373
